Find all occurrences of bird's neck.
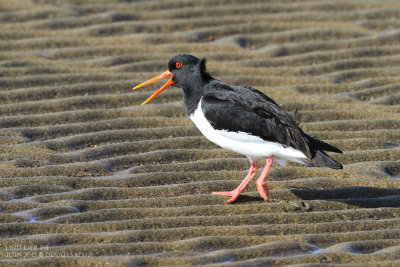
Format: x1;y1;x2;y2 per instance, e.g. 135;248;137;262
180;75;213;115
182;84;204;115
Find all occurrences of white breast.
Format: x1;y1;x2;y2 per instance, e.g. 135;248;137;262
190;98;308;165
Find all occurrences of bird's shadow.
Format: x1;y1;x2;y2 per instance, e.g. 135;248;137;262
231;195;264;204
229;186;400;208
289;186;400;208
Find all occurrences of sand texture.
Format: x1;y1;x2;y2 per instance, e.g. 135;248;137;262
0;0;400;266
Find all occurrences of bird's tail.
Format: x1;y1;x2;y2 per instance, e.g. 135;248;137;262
310;150;343;169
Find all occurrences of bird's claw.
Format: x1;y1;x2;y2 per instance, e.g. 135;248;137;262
212;190;241;203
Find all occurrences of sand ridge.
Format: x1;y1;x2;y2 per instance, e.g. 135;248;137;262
0;0;399;266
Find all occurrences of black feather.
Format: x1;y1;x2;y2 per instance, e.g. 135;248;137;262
311;150;343;169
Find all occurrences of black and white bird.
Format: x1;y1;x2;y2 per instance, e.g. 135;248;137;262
133;54;343;203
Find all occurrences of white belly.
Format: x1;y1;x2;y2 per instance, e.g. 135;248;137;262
190;99;308;165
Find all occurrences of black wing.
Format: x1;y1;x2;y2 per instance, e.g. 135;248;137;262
201;84;341;158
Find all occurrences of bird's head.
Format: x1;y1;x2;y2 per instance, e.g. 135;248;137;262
133;54;210;105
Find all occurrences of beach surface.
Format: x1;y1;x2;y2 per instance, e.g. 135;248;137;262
0;0;399;266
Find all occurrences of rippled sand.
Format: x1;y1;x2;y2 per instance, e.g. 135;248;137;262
0;0;399;266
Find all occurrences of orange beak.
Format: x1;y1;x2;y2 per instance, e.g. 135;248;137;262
133;69;175;105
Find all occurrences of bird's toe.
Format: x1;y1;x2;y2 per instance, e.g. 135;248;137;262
257;182;269;201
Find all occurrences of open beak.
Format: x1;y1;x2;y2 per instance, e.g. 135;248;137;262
133;69;175;105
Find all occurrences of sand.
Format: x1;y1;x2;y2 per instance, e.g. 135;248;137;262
0;0;399;266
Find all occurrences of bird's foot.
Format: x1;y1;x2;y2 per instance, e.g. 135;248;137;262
212;190;241;203
256;181;269;201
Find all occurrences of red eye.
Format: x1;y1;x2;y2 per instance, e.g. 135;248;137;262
175;62;182;68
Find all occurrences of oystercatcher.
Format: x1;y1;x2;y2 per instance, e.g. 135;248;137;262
133;54;343;203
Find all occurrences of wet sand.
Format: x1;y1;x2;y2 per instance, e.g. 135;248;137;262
0;0;399;266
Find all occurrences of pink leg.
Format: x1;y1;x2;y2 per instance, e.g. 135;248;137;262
256;156;274;201
213;160;258;203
